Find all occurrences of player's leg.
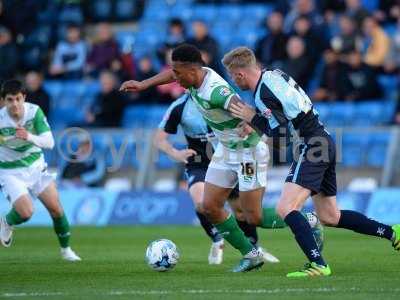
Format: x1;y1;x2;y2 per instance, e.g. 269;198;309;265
37;181;81;261
277;182;331;277
0;175;33;247
188;179;224;265
228;187;258;246
314;152;398;249
314;193;396;245
203;167;262;272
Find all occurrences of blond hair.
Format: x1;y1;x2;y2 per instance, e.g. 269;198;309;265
222;47;257;70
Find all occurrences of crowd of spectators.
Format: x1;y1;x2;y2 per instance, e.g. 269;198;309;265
1;0;400;124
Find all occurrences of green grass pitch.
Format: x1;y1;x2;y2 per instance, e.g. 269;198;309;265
0;226;399;300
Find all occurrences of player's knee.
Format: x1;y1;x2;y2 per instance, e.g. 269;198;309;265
276;202;290;219
49;207;64;219
194;202;205;214
17;206;34;220
245;213;262;226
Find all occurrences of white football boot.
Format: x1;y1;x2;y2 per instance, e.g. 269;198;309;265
208;240;224;265
61;247;82;262
0;216;13;247
258;246;280;263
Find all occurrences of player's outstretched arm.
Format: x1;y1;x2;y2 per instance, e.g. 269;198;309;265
120;69;175;92
153;129;196;164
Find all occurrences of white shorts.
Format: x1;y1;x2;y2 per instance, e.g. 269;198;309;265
205;141;269;191
0;157;56;204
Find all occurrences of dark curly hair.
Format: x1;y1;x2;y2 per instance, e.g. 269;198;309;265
171;43;204;65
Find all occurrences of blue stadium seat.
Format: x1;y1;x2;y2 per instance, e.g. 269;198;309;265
341;133;369;167
147;105;170;128
104;132;139;169
58;6;83;24
366;132;391;167
324;102;354;127
192;5;217;22
122;105;150;128
313;103;329;124
378;75;398;99
217;5;242;23
243;4;272;23
361;0;378;12
90;0;112;21
352;101;386;126
115;0;136;21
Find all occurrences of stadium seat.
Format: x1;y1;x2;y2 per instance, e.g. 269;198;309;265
122;105;150;128
115;0;136;21
104;132;139;169
361;0;379;12
352;101;386;126
192;5;217;22
366;132;391;167
341;133;369;167
90;0;112;21
58;5;83;24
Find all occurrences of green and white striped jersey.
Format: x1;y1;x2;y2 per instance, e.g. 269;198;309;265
188;67;260;149
0;102;50;169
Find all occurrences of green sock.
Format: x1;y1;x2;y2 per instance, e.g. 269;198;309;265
215;214;254;255
5;208;28;225
260;208;286;229
52;214;71;248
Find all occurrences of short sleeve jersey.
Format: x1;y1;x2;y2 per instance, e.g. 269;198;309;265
188;67;260;149
0;102;50;169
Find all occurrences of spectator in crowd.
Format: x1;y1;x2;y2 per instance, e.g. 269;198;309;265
255;11;288;67
49;24;87;79
25;71;50;117
86;22;122;78
395;98;400;124
345;0;369;30
61;139;105;187
339;51;382;101
157;18;186;64
0;0;41;38
362;16;391;68
157;48;185;101
384;18;400;73
85;71;126;127
0;26;17;84
374;0;400;24
283;0;325;36
292;16;325;63
280;36;313;88
187;20;222;74
135;56;162;104
331;14;363;55
313;49;347;101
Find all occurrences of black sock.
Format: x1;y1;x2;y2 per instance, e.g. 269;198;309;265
196;211;222;243
285;210;326;266
337;210;393;241
236;219;258;246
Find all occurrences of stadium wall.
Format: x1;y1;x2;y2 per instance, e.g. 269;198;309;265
1;188;400;226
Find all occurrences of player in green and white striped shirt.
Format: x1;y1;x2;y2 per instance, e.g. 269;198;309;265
120;44;286;272
0;80;81;261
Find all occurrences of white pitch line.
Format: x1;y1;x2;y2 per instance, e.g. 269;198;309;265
2;288;400;298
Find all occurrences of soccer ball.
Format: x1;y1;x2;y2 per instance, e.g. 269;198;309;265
303;212;324;252
145;239;180;272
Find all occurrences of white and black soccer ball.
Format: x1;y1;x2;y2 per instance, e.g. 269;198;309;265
145;239;180;272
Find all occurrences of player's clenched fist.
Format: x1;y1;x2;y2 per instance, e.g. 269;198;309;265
119;80;148;92
172;149;197;164
15;126;28;140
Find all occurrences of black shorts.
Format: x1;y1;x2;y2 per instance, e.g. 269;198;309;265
285;132;337;196
185;167;239;199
